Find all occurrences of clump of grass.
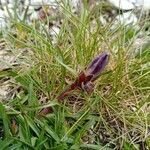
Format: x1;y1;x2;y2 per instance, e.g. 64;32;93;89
0;1;150;149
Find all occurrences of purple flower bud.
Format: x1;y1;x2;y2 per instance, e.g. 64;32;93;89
86;52;109;81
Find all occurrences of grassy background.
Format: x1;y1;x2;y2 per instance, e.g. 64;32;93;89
0;1;150;149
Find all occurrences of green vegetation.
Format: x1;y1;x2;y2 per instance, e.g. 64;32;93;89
0;1;149;149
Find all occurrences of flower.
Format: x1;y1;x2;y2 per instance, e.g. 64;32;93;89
85;51;109;82
75;51;109;93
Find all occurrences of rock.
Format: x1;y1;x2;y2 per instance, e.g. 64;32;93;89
0;9;6;28
108;0;150;10
108;0;134;10
133;0;150;10
1;0;20;5
115;11;138;26
30;0;56;6
29;0;56;10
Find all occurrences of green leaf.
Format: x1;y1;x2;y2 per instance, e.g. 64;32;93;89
24;115;40;136
55;56;77;76
0;103;11;138
0;139;14;150
35;119;60;142
8;143;22;150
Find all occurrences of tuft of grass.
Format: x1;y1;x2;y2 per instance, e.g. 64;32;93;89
0;1;150;149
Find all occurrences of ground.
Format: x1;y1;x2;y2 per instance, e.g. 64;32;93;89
0;1;150;149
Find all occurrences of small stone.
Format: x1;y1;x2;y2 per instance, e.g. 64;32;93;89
49;26;60;43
